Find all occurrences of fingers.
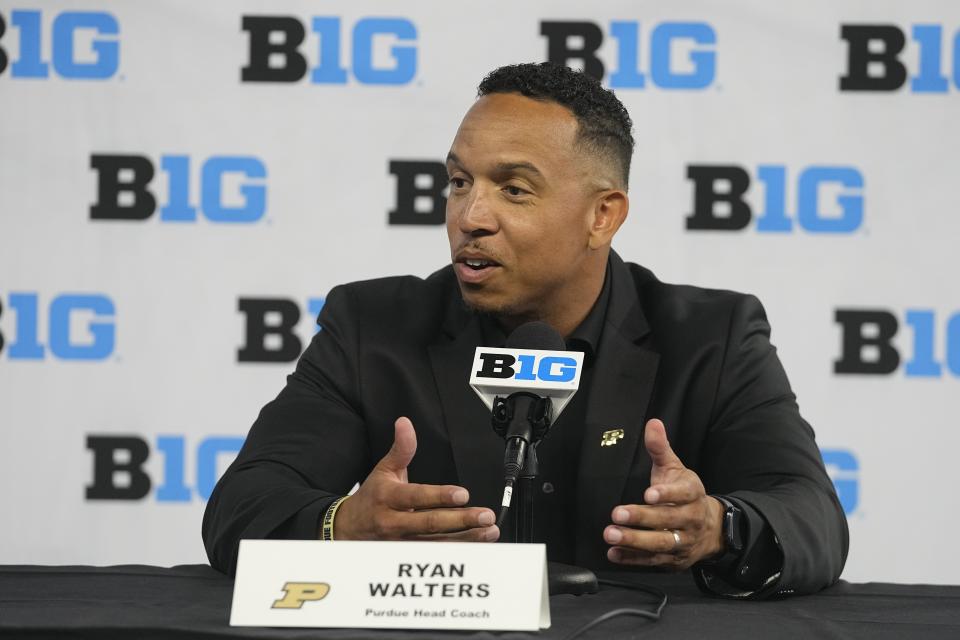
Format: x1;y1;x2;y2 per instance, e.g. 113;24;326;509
604;525;686;555
644;473;702;505
643;419;704;505
604;497;725;570
387;482;471;510
643;418;682;469
607;547;687;569
375;507;496;539
606;529;694;570
341;416;501;542
378;417;418;474
611;503;699;531
409;525;501;543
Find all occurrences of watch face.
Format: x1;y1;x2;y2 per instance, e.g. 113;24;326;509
726;506;745;552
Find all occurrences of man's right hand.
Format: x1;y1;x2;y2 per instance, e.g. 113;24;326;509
332;416;500;542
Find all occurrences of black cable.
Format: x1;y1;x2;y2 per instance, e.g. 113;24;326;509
495;437;526;530
597;578;668;598
495;479;513;529
561;579;668;640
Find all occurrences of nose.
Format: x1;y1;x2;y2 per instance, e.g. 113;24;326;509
455;186;499;237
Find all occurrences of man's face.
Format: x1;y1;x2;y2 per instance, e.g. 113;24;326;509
445;93;609;327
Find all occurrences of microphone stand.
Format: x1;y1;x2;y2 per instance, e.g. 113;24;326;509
495;393;598;596
514;444;538;545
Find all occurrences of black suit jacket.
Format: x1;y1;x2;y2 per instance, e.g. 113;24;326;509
203;252;848;596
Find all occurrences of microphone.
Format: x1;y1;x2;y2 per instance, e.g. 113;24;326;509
468;322;583;417
468;322;584;527
469;322;600;596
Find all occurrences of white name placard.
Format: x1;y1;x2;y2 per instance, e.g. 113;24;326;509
230;540;550;631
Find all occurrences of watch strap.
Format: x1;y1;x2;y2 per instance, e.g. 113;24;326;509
701;495;747;571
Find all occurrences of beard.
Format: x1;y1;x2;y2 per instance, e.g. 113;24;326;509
458;285;541;333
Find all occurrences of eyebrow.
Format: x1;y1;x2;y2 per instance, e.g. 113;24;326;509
445;152;544;179
493;161;543;178
445;151;463;168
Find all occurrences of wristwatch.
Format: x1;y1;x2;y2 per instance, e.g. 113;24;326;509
702;495;747;571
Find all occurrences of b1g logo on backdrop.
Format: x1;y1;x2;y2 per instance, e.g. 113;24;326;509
90;154;267;223
0;292;115;360
821;449;859;515
389;160;447;225
0;10;119;79
86;434;245;502
541;20;716;89
840;24;960;93
241;16;416;85
686;165;864;233
237;297;325;363
835;309;960;377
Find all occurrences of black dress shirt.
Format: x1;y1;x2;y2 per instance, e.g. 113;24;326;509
477;264;612;562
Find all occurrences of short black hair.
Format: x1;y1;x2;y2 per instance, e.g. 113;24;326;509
477;62;634;188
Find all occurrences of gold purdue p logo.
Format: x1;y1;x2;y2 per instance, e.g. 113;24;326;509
601;428;625;447
271;582;331;609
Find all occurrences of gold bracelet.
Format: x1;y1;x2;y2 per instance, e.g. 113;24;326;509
321;496;349;541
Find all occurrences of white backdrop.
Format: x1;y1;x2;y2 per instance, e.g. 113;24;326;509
1;0;957;585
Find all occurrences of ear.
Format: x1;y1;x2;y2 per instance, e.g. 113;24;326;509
588;190;629;250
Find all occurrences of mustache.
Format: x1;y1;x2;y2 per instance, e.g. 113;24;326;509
454;241;502;261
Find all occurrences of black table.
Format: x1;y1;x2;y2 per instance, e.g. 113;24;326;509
1;565;958;639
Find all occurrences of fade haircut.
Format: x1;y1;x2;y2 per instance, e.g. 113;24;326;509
477;62;635;188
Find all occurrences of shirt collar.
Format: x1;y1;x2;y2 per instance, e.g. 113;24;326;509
565;262;610;367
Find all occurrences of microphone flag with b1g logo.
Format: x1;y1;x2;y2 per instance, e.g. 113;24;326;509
468;347;584;417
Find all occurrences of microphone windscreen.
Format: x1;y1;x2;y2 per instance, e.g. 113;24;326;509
505;321;565;351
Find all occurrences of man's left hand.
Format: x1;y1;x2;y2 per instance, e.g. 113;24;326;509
604;418;725;570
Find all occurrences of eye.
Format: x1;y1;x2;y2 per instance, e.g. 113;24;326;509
503;185;528;197
449;176;468;189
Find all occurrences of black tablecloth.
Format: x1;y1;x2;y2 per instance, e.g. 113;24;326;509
1;565;958;639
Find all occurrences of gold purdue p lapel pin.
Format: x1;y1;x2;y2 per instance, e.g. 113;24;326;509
600;428;625;447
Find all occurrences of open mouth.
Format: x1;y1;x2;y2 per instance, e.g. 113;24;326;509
463;258;497;270
455;255;501;283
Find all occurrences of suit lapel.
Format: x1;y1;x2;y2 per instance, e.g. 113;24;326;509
575;253;660;567
427;311;505;514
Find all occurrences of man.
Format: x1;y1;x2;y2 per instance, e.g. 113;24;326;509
203;63;848;598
